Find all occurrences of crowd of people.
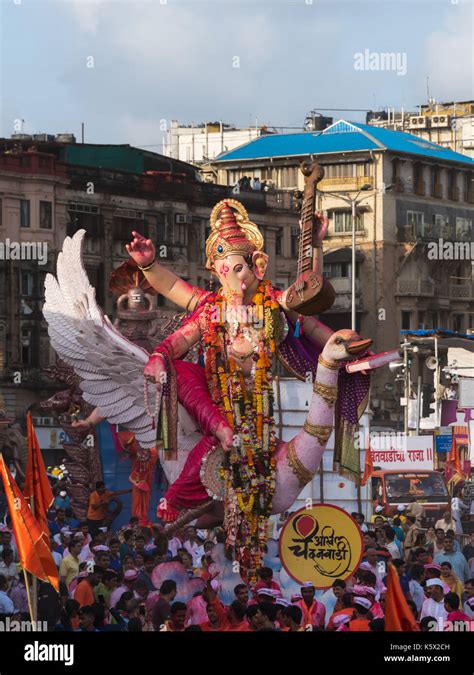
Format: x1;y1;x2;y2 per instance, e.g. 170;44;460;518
0;481;473;633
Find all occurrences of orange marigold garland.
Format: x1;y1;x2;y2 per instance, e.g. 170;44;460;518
202;280;281;580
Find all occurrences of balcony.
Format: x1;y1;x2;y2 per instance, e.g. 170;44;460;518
450;283;474;300
0;151;68;178
396;279;435;296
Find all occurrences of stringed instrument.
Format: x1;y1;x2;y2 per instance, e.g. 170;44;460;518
286;160;335;316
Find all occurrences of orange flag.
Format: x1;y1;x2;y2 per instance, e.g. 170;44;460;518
24;412;54;544
385;562;419;632
360;433;374;487
447;426;467;478
0;454;59;591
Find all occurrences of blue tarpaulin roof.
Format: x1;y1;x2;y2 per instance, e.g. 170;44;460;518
215;119;474;167
400;329;474;340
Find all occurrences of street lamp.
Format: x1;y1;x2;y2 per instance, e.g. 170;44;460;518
317;183;372;331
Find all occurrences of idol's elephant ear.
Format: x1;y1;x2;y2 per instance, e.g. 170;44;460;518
42;229;159;450
252;251;269;280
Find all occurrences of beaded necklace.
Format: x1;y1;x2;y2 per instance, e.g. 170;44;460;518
202;279;283;580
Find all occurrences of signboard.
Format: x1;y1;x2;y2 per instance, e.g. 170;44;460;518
368;435;434;471
279;505;363;589
35;427;71;450
435;434;452;454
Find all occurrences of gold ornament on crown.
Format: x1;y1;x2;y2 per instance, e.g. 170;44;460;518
205;199;264;269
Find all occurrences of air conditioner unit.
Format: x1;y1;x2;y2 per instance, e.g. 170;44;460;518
408;116;429;129
431;115;450;128
31;416;54;426
175;214;191;224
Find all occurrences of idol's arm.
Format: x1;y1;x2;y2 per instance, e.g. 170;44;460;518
126;231;207;312
142;261;208;313
150;317;202;360
276;290;334;350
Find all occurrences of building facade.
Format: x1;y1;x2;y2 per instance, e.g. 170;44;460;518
164;120;271;165
367;100;474;159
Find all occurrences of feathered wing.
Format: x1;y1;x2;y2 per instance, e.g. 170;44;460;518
43;229;162;449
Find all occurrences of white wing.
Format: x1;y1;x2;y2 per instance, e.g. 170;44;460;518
43;229;159;448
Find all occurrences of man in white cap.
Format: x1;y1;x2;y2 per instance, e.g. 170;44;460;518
294;582;325;629
370;505;387;523
420;578;447;622
110;568;139;609
54;490;71;511
333;613;351;631
275;597;290;629
348;596;372;631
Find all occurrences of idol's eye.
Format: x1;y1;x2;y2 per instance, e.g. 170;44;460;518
335;337;343;344
234;265;243;273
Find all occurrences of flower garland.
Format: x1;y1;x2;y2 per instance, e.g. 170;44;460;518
202;279;281;580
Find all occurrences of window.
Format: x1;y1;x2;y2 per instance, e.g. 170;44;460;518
323;262;349;278
261;167;274;181
429;312;438;329
39;201;52;229
280;167;298;188
156;214;168;244
453;314;464;333
334;211;363;233
21;326;31;365
407;211;424;227
456;217;472;241
20;199;30;228
21;271;34;296
0;198;2;226
174;223;187;246
464;173;472;201
430;167;438;196
448;170;457;200
401;311;412;330
418;311;425;329
275;228;283;256
290;227;299;258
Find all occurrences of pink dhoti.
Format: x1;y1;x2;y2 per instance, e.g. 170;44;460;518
159;360;226;514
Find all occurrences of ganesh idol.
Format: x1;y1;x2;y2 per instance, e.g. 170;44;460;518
124;199;371;574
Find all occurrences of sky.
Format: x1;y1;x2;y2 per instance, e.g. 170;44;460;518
0;0;473;151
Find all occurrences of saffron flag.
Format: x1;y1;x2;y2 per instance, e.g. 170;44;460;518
0;454;59;591
360;434;374;487
446;425;468;479
385;562;419;632
24;412;54;544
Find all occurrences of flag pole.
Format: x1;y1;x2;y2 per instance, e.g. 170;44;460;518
22;568;37;631
30;494;38;624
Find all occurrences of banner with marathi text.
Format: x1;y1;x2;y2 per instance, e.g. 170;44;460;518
279;505;363;589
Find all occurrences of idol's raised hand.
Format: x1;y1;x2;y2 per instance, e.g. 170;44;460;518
298;211;329;243
313;210;329;243
126;230;155;267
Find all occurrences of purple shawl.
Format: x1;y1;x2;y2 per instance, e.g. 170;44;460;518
277;314;371;481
